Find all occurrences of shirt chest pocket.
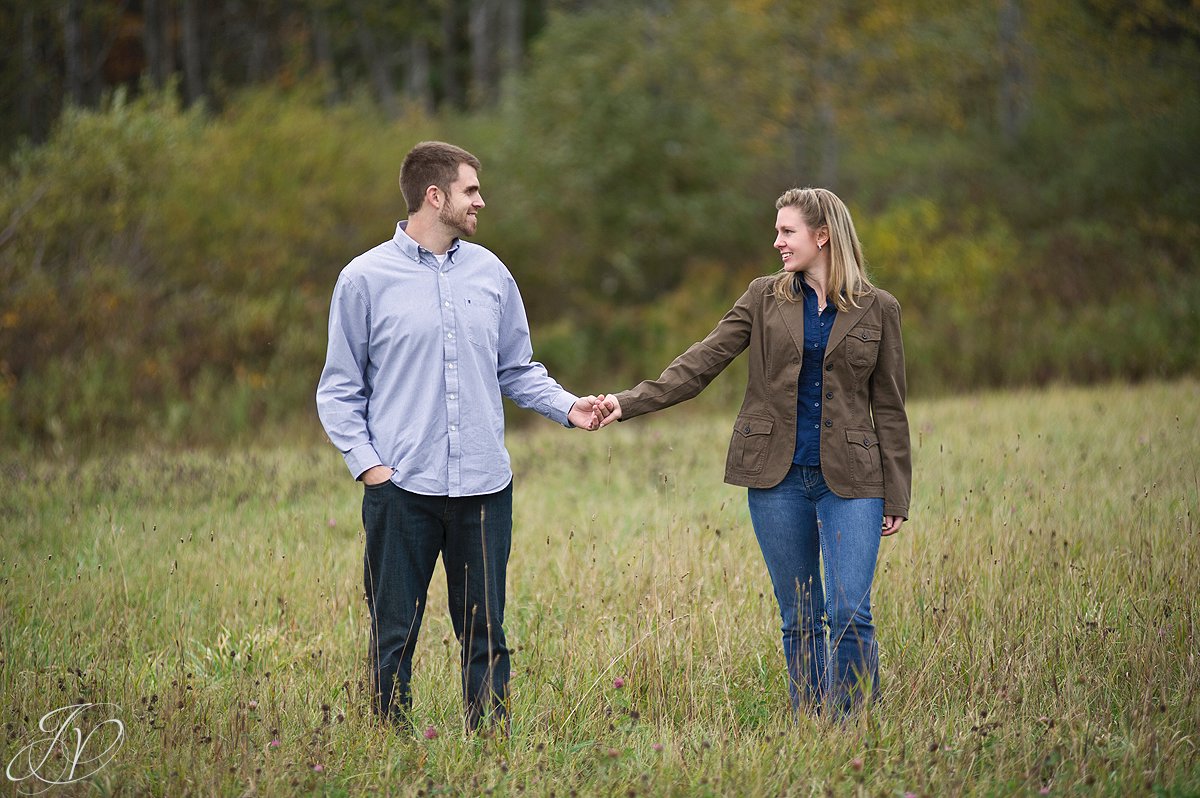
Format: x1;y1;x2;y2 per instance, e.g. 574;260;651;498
846;325;882;371
463;295;500;351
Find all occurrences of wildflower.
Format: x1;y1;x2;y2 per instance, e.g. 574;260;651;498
613;677;625;689
606;747;620;758
652;743;664;753
269;739;281;748
248;700;258;710
328;518;337;527
313;764;324;773
1039;788;1050;795
851;757;864;771
423;726;438;740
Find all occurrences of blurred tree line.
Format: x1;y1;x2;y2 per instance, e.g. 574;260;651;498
0;0;547;148
1;0;1197;447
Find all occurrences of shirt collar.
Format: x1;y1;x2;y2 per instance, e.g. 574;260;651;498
794;275;818;303
393;221;461;267
793;275;837;311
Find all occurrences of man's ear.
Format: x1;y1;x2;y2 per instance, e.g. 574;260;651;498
424;184;442;210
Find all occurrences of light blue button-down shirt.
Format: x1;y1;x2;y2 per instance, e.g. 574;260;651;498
316;222;577;496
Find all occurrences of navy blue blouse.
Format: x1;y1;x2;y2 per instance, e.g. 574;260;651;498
793;278;837;466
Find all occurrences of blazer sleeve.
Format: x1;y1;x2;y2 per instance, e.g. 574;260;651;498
614;281;758;419
870;296;912;519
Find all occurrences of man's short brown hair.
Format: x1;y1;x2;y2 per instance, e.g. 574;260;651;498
399;141;482;214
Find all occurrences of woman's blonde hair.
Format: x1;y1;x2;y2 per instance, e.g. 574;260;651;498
771;187;873;311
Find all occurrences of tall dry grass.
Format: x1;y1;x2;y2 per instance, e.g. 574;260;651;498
1;380;1197;796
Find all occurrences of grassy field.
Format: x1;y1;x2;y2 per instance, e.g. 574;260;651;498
2;380;1198;796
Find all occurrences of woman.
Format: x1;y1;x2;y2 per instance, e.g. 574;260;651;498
595;188;911;717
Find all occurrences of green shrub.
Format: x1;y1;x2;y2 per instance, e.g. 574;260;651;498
0;87;443;447
2;0;1198;449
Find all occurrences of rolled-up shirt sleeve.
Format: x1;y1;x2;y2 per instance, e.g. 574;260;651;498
316;274;383;479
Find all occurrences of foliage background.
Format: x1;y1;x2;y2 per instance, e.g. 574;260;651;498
1;0;1198;448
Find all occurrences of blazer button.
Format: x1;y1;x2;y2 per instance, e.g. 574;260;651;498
825;392;833;400
743;424;751;433
824;420;832;428
825;363;833;371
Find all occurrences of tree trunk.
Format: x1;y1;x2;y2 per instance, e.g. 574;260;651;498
181;0;204;104
62;0;84;105
160;0;176;89
998;0;1031;145
354;13;398;117
143;0;163;88
20;8;37;133
781;0;812;186
784;30;807;186
813;0;839;189
498;0;522;81
816;92;839;189
441;0;462;108
469;0;495;107
247;3;269;84
312;6;338;103
408;34;433;113
88;0;133;100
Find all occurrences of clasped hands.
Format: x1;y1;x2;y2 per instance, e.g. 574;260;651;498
567;394;622;431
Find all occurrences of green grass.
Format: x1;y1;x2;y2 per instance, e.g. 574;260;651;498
2;380;1198;796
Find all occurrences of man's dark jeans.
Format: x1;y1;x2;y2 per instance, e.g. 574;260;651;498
362;479;512;730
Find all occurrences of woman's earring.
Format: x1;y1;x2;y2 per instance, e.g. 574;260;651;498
818;242;824;251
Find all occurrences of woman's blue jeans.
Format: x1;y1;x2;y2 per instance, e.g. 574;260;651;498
361;479;512;730
748;464;883;717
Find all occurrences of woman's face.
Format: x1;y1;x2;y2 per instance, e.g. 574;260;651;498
774;206;826;273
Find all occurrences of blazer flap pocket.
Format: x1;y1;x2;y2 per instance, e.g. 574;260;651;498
845;429;879;449
850;326;882;343
735;416;774;437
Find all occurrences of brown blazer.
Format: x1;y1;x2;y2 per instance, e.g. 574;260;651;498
614;274;911;519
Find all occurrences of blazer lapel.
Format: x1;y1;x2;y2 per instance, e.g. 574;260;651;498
826;290;877;356
776;288;806;355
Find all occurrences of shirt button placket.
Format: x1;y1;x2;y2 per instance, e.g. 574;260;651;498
439;266;462;493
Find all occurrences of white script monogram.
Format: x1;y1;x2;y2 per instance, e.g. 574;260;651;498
6;703;125;794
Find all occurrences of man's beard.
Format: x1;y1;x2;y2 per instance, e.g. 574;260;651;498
439;201;475;238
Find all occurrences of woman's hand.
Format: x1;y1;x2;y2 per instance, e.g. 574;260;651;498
595;394;622;428
882;516;904;537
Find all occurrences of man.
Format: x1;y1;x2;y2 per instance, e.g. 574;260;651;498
316;141;599;731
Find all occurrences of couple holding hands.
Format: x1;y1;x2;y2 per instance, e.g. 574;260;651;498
316;141;911;732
